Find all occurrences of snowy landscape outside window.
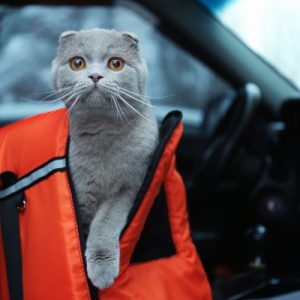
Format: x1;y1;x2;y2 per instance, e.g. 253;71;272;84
201;0;300;90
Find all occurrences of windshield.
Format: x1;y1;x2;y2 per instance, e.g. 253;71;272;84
201;0;300;90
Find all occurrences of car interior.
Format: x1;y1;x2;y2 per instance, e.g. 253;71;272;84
1;0;300;299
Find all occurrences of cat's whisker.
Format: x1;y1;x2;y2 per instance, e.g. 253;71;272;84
53;82;85;99
108;96;116;117
112;94;128;122
104;85;152;107
52;98;77;123
21;97;63;105
46;95;78;122
114;93;151;122
21;90;75;104
118;86;173;100
68;95;81;116
118;90;154;108
36;92;63;102
64;84;87;107
43;87;84;123
113;96;123;121
114;99;123;121
116;87;149;99
27;85;83;105
60;85;85;103
36;86;76;96
104;86;149;121
109;95;120;120
38;86;75;102
63;93;77;106
62;90;80;103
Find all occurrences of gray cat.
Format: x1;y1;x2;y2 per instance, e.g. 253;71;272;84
51;28;158;289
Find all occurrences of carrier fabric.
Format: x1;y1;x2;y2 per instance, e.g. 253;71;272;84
0;109;212;300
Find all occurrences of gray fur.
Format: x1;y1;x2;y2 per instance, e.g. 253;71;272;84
51;28;158;289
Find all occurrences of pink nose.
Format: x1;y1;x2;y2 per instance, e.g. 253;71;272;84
88;73;103;83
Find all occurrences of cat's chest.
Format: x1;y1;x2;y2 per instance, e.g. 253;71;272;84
68;132;141;194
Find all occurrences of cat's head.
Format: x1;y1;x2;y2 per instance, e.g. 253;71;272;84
51;28;148;116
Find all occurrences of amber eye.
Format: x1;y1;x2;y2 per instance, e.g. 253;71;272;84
70;57;86;71
108;57;125;71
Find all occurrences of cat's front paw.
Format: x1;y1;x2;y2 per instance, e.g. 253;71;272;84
86;248;120;289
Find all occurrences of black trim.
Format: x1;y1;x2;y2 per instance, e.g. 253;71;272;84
130;187;176;263
0;158;66;201
65;139;99;300
0;172;24;300
122;110;182;235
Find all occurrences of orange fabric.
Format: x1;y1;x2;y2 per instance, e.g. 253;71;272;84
0;110;91;300
19;172;91;300
0;109;212;300
0;109;68;178
118;122;184;272
101;122;211;300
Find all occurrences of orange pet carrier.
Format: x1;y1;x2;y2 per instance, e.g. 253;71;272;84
0;109;212;300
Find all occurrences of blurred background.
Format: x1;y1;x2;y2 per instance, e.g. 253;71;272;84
204;0;300;90
2;0;300;126
0;2;233;125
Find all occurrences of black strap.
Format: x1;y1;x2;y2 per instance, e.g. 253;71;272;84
0;172;24;300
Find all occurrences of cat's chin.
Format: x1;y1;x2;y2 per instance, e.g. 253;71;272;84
86;86;101;96
82;90;110;109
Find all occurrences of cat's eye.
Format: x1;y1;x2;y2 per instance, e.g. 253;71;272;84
70;57;86;71
107;57;125;71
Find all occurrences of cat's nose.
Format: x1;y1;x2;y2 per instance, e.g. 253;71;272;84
88;73;103;83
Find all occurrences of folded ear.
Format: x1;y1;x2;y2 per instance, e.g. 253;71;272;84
122;31;139;48
59;30;77;44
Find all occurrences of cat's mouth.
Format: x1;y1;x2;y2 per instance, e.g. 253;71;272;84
90;84;102;94
84;84;108;102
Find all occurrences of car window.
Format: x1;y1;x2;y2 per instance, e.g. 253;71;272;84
201;0;300;90
0;2;234;127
